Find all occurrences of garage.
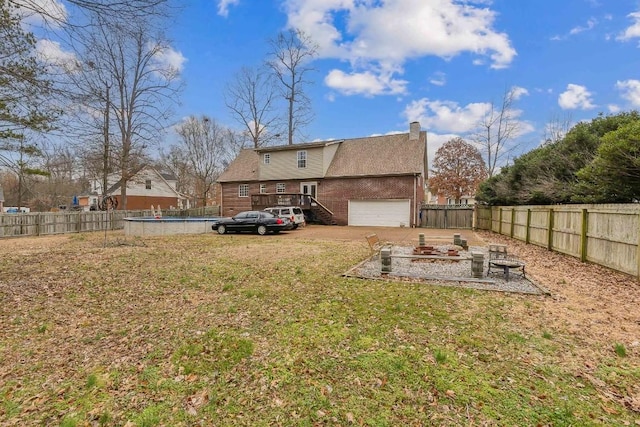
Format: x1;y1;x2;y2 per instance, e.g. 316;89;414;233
348;199;411;227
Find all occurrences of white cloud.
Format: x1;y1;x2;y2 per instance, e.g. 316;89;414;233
324;69;407;96
15;0;67;27
152;45;187;74
36;39;78;72
558;84;595;110
511;86;529;100
217;0;240;17
285;0;516;96
618;11;640;41
429;72;446;87
551;17;597;40
608;104;621;113
569;17;597;35
404;96;535;139
403;98;492;133
616;79;640;106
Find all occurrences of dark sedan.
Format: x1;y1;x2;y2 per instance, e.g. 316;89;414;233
212;210;293;235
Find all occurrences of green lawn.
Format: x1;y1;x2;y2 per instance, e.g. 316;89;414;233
0;232;638;426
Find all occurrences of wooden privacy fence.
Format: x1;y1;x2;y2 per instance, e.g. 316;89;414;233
420;205;474;229
476;204;640;279
0;206;220;238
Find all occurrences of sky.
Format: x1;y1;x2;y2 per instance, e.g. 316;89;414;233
31;0;640;165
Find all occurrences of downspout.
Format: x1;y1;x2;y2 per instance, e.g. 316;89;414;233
413;174;417;227
219;184;223;216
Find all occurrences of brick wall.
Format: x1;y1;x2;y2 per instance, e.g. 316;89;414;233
220;182;261;217
113;196;181;211
319;176;422;225
221;175;424;226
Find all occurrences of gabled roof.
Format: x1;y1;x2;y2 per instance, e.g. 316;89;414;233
325;132;426;177
217;149;259;183
217;127;427;183
106;165;185;198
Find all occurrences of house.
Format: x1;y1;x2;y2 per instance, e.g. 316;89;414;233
217;122;427;227
426;191;477;206
78;166;189;211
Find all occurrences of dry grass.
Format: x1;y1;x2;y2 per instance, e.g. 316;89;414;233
0;229;639;426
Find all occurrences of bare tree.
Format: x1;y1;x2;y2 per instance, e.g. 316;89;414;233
225;66;283;148
10;0;173;28
266;28;318;145
543;112;573;145
158;145;194;203
173;116;232;207
473;87;521;178
68;16;181;209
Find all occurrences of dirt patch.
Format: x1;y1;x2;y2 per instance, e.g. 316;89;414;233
474;230;640;350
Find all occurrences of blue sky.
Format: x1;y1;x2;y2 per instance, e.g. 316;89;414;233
32;0;640;164
165;0;640;162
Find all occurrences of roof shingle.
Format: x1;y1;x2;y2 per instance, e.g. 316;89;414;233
217;130;426;182
325;132;426;177
217;149;259;183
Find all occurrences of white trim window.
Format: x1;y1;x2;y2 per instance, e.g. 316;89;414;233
263;153;270;164
297;150;307;168
239;184;249;197
260;184;267;194
276;183;286;193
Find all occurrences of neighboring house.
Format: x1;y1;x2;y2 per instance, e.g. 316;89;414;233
0;186;4;212
426;191;477;206
217;122;427;227
78;166;189;211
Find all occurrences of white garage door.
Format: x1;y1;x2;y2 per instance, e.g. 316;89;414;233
348;199;411;227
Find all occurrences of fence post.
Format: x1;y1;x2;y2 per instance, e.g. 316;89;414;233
547;208;554;251
580;209;588;262
525;209;531;244
490;207;494;232
510;209;515;238
499;208;503;235
637;211;640;280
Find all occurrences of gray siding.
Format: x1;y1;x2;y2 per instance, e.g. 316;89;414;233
259;146;325;180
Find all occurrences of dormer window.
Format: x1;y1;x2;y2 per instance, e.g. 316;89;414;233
263;153;270;164
297;150;307;168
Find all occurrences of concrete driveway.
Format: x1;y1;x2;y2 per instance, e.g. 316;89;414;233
291;224;485;246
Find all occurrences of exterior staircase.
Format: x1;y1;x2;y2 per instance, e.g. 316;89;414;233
251;193;336;225
307;199;337;225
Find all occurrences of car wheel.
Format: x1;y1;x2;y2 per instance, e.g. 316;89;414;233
257;225;267;235
217;225;226;235
292;224;298;230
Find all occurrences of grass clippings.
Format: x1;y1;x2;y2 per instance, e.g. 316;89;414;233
0;230;639;426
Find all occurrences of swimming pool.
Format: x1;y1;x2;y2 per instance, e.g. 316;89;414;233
124;217;219;237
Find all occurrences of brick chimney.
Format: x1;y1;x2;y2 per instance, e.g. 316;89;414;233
409;121;421;140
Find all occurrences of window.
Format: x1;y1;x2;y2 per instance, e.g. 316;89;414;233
238;184;249;197
260;184;267;194
276;183;286;193
263;153;270;164
145;179;151;189
297;150;307;168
